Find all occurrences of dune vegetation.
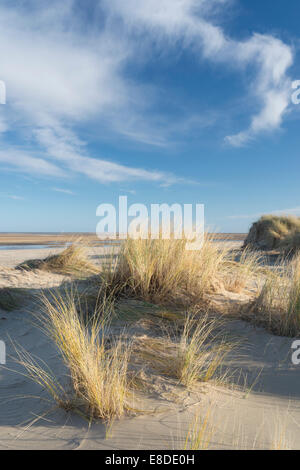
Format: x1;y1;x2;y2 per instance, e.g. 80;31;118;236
13;237;243;423
183;409;214;450
17;244;99;276
101;236;233;306
15;287;235;422
9;232;300;435
249;254;300;336
135;312;233;388
244;215;300;254
17;290;132;421
236;215;300;335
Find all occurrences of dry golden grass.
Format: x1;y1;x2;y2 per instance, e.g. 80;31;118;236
270;426;291;450
101;236;229;306
222;249;263;293
244;215;300;254
184;409;214;450
17;290;132;421
18;244;99;276
40;291;132;420
135;312;233;388
10;237;261;429
251;254;300;336
280;232;300;256
269;412;293;450
176;408;291;450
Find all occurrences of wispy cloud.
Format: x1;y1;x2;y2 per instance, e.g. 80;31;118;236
0;0;294;190
8;195;24;200
52;187;75;195
0;1;183;184
105;0;293;146
33;125;185;184
0;192;24;201
0;150;67;178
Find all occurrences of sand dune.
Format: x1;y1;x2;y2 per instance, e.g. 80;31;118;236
0;247;299;450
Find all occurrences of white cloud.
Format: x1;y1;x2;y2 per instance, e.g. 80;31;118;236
104;0;293;145
8;195;24;200
0;1;180;183
0;150;67;177
0;192;24;200
0;0;294;189
226;34;293;145
52;187;75;195
33;125;182;184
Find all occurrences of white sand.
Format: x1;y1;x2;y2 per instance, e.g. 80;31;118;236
0;247;300;450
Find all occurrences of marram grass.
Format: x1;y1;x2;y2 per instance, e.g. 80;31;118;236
251;254;300;336
135;312;233;388
101;236;230;306
18;244;99;276
16;289;132;421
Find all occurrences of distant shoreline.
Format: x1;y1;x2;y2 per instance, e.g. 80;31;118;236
0;232;247;246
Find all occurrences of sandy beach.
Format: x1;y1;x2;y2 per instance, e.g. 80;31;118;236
0;245;299;450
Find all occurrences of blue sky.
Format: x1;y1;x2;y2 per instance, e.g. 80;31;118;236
0;0;300;233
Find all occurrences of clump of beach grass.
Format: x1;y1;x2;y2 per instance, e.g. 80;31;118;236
18;244;99;276
280;231;300;257
135;312;232;388
251;254;300;336
244;215;300;254
102;235;229;306
17;290;132;421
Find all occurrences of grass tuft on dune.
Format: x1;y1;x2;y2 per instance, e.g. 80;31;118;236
16;290;132;421
17;244;99;276
135;312;233;388
101;236;229;306
251;254;300;336
244;215;300;254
